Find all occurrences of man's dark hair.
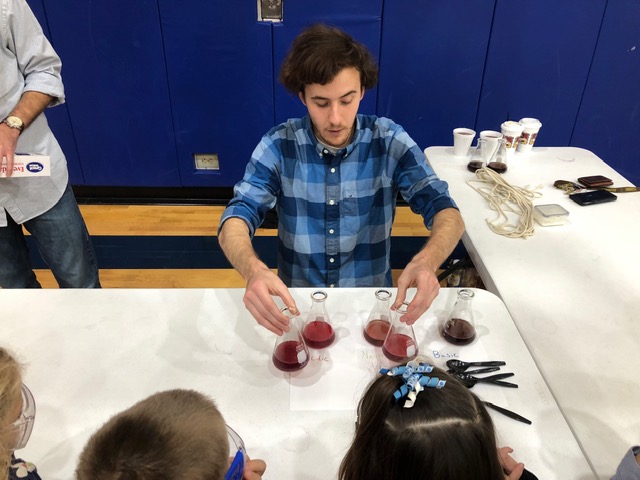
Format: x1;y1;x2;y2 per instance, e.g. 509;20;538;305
279;23;379;95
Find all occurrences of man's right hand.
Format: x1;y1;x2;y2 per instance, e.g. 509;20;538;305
243;267;299;335
0;123;20;177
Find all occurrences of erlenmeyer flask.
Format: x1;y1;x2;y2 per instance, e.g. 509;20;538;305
382;301;419;362
441;289;476;345
302;290;335;349
363;289;392;346
272;307;309;372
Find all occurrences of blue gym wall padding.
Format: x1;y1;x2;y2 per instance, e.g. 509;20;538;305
158;0;274;187
38;0;179;187
25;0;85;184
24;1;640;189
476;0;606;147
572;0;640;186
376;1;494;151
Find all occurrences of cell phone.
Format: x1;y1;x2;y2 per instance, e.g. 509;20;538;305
569;190;617;206
577;175;613;188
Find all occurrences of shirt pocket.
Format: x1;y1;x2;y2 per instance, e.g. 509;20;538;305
342;175;393;218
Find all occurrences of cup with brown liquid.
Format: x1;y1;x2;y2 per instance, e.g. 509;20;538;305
453;128;476;157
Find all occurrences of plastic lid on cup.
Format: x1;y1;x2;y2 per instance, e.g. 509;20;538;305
501;121;524;135
519;118;542;132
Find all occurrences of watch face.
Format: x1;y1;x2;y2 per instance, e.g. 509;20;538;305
5;116;24;130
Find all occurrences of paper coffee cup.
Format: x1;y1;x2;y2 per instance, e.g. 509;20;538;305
500;121;524;156
517;118;542;153
452;128;476;157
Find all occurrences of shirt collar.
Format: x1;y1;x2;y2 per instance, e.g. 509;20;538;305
305;115;361;157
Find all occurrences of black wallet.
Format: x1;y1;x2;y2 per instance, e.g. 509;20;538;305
577;175;614;188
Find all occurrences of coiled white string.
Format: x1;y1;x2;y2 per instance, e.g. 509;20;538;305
466;168;542;239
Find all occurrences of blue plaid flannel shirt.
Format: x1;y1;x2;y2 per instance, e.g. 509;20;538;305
219;114;457;288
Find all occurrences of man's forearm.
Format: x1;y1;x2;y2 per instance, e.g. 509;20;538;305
218;217;270;280
413;208;465;271
8;91;54;128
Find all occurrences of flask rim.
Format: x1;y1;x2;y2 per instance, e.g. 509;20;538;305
311;290;328;301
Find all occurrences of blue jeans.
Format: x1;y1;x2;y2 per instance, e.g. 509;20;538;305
0;183;100;288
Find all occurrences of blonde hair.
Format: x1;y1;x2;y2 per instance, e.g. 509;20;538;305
0;347;23;480
76;389;230;480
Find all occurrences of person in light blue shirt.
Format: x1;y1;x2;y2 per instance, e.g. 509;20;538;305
219;24;464;335
611;447;640;480
0;0;99;288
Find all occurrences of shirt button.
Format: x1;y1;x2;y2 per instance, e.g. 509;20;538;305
330;167;336;173
329;229;334;234
329;258;335;263
329;200;335;205
323;149;329;154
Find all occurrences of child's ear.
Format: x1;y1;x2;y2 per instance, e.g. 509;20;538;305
298;91;307;106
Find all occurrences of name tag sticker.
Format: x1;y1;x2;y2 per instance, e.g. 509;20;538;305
0;155;51;178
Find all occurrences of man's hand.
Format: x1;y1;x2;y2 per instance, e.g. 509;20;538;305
392;207;465;324
499;446;525;479
219;218;299;335
243;267;299;335
393;257;440;324
0;123;20;177
243;458;267;480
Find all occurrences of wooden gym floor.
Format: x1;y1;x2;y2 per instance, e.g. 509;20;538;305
33;205;432;289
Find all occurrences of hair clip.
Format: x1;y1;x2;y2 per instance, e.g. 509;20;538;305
380;359;445;408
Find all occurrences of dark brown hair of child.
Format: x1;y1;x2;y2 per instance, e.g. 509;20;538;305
338;366;505;480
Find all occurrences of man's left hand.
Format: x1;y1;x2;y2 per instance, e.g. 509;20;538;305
392;257;440;325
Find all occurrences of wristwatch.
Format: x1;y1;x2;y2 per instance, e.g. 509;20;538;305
2;115;25;133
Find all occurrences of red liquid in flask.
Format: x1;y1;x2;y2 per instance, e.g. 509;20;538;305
363;319;390;347
382;333;417;362
302;320;335;349
272;340;308;372
441;318;476;346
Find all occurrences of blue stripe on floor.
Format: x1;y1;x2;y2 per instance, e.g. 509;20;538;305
27;236;459;270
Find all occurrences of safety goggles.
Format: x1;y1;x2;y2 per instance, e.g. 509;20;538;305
6;384;36;451
224;424;246;480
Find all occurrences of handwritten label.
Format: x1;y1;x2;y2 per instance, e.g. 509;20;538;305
310;353;330;362
432;350;460;359
361;350;384;361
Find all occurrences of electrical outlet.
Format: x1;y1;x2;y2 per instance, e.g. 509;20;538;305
193;153;219;171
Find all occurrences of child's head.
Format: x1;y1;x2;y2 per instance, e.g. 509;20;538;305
0;347;26;477
339;361;504;480
76;389;230;480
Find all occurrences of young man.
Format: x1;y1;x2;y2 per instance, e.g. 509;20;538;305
0;0;100;288
75;389;266;480
218;24;464;335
